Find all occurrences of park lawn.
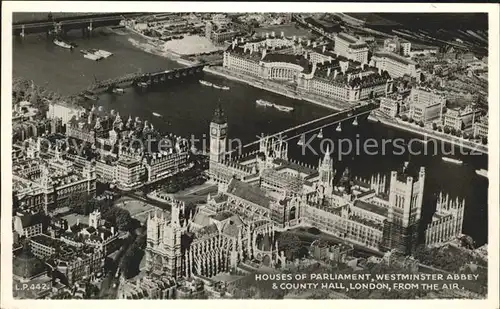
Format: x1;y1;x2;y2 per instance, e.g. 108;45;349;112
115;196;157;217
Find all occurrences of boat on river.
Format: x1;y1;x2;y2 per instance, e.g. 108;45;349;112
476;168;488;178
90;49;113;58
442;157;463;165
199;80;213;87
54;39;73;49
273;104;294;112
256;99;273;107
152;112;162;117
80;49;102;61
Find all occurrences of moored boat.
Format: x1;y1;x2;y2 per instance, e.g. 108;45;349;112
54;39;73;49
256;99;273;107
152;112;161;117
475;168;488;178
94;49;113;58
213;85;222;89
83;91;98;101
221;86;230;90
81;49;103;61
199;80;213;87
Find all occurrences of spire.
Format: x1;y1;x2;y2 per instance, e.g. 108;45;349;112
322;145;332;165
212;102;226;124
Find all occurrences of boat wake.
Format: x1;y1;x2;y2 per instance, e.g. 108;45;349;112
255;99;293;112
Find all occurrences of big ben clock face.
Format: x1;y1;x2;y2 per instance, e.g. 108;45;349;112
211;128;217;135
220;128;227;135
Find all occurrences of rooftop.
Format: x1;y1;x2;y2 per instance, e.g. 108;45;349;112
16;212;45;228
227;179;271;208
13;246;46;279
373;51;417;65
117;158;141;168
353;200;388;217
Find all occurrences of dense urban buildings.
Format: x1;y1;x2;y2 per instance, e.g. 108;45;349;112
223;33;393;103
334;32;369;64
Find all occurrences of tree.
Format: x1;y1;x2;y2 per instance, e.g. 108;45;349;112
277;233;303;260
418;121;424;127
409;118;414;123
401;115;408;122
432;123;438;130
164;181;180;194
443;126;451;134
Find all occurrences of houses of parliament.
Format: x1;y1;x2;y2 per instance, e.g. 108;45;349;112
145;105;465;279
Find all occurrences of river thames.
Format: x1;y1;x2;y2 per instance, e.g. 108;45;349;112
12;28;488;245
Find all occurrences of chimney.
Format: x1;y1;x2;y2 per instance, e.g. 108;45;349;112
293;35;296;41
244;46;248;53
313;42;317;48
322;46;326;53
232;41;236;49
281;31;284;38
101;232;105;240
307;40;311;46
266;32;269;38
111;226;115;234
271;31;275;37
327;67;331;77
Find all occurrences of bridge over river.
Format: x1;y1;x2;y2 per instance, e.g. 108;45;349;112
225;102;379;157
13;12;146;36
83;64;206;95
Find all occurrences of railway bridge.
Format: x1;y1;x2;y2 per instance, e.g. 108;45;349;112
13;13;145;36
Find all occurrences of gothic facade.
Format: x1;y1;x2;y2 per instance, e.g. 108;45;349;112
145;106;465;280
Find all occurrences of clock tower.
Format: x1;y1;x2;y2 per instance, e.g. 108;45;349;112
209;105;228;163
